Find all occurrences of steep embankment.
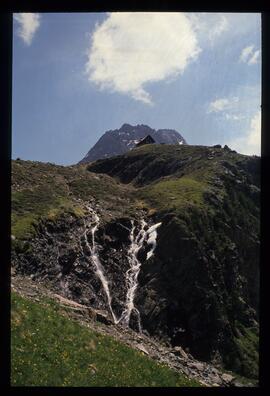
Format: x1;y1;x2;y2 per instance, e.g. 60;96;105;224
11;144;260;382
88;144;260;380
11;291;200;387
12;272;247;387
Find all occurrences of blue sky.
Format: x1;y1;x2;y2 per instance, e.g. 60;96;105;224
12;12;261;165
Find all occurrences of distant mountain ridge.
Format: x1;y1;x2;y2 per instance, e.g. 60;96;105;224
79;123;187;163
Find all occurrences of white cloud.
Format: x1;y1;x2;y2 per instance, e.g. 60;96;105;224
239;45;254;62
14;13;40;45
208;15;228;43
239;45;260;64
86;12;201;104
228;111;261;155
189;13;229;45
248;49;260;64
225;113;244;121
208;96;239;113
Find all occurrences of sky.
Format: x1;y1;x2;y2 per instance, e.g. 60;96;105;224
12;12;261;165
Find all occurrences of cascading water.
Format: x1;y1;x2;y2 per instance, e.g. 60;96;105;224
118;220;147;331
82;205;161;331
83;207;117;323
146;222;162;260
119;220;162;331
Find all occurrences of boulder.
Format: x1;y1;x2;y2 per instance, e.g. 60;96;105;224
172;346;188;359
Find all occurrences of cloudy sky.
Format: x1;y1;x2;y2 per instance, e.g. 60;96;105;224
12;12;261;165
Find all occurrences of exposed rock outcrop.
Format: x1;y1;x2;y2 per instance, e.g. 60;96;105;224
12;144;260;382
12;273;256;387
79;123;186;163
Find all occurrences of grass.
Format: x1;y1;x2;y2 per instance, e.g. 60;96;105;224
87;143;244;217
12;147;259;241
11;160;135;241
11;194;84;240
11;292;201;387
233;322;259;380
138;176;208;214
11;148;260;384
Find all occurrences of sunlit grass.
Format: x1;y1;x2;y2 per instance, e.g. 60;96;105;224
138;176;207;213
11;293;201;387
11;160;134;241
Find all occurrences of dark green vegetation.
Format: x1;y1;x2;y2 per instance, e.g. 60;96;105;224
88;144;259;212
88;144;260;380
12;144;260;382
11;292;200;387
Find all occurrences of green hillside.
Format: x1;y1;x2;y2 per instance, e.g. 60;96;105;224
11;292;200;387
87;144;260;379
11;144;260;381
11;159;135;244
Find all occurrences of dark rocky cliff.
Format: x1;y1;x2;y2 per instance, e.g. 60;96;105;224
12;144;260;381
79;123;187;163
88;144;260;379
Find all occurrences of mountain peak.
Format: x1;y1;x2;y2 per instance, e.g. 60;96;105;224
79;124;187;164
120;123;133;130
119;123;153;132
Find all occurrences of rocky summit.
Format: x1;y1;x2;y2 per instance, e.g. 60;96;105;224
11;143;260;386
79;123;187;163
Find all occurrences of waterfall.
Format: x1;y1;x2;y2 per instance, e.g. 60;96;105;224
146;222;162;260
84;208;117;324
119;220;162;331
118;220;146;331
83;206;162;330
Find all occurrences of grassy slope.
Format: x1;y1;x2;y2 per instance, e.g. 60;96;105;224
12;160;135;242
12;146;260;381
12;146;259;240
11;292;200;387
135;147;260;380
87;144;259;215
133;146;257;212
87;144;260;380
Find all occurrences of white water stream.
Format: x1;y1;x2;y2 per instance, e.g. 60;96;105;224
119;220;162;330
84;206;161;330
146;222;162;260
83;208;117;323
